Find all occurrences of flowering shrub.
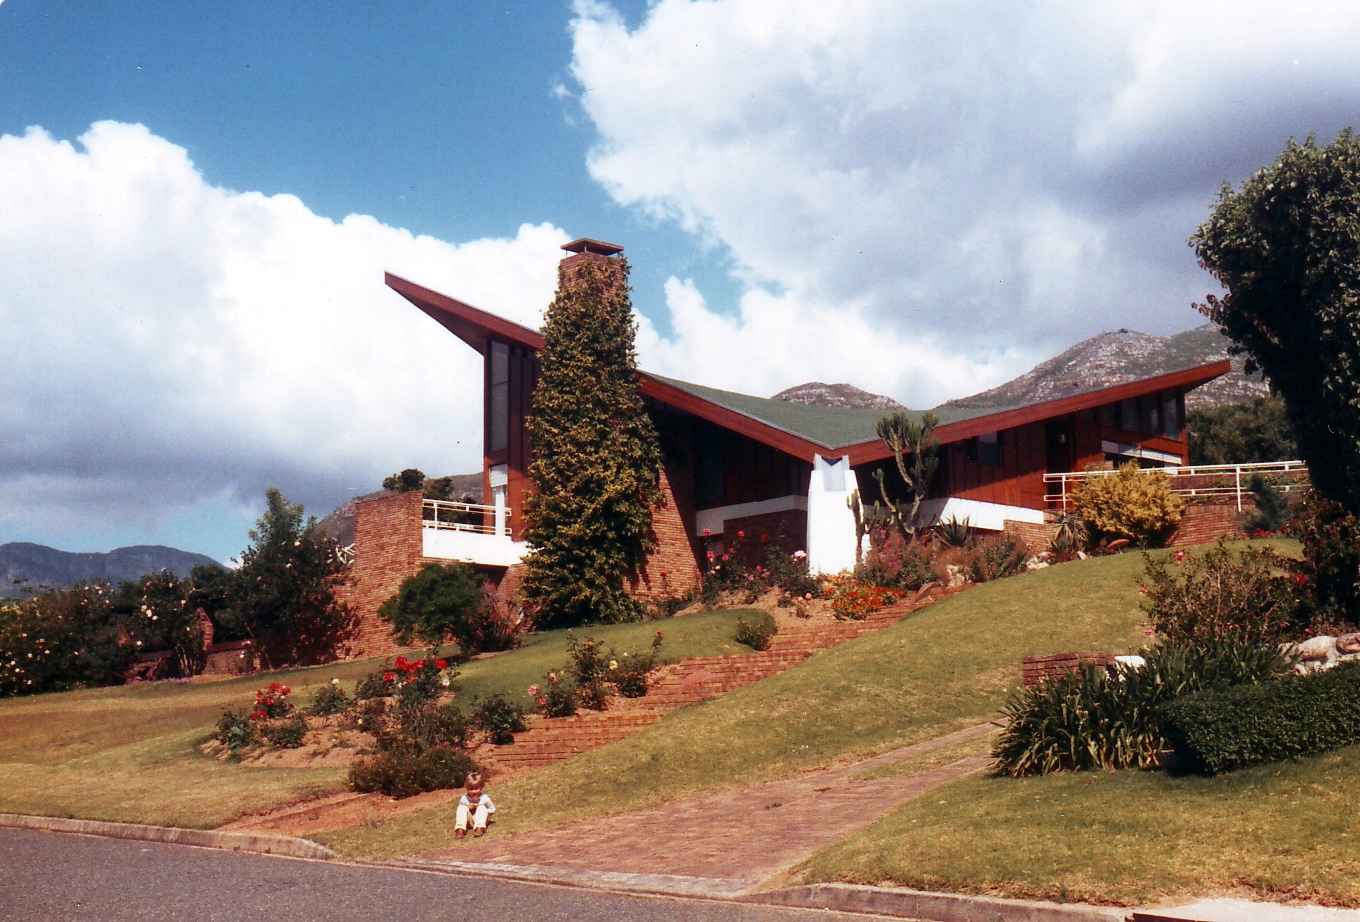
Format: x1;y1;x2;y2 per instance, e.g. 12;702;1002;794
1288;495;1360;634
0;583;130;697
1139;542;1300;645
698;530;819;604
610;632;663;698
528;671;578;718
965;535;1027;583
309;679;351;717
250;682;294;720
823;574;897;620
566;632;612;710
857;531;937;591
353;655;452;704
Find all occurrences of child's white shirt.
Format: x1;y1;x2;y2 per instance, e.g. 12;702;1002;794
459;792;495;813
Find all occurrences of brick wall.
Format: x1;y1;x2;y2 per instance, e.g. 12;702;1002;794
1169;503;1247;547
628;465;702;601
1004;519;1056;554
1022;651;1118;687
720;509;807;563
334;490;430;660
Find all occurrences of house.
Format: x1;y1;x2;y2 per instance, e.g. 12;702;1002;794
338;238;1229;656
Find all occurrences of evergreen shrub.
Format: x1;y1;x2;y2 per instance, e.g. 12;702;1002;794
734;614;777;651
994;638;1293;777
348;743;478;799
1071;462;1184;547
471;694;527;744
1160;661;1360;774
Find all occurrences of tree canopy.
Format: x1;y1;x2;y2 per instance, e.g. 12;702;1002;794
226;487;352;665
1187;395;1298;466
519;255;663;627
1191;130;1360;512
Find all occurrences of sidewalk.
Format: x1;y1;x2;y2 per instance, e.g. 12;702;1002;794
419;723;997;893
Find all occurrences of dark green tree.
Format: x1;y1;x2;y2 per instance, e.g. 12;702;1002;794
380;562;489;652
383;468;426;493
1187;395;1298;465
519;253;663;627
871;411;939;539
1191;130;1360;512
226;487;352;665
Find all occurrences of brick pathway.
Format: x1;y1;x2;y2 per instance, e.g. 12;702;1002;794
419;722;996;893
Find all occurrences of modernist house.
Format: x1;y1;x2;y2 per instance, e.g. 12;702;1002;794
339;238;1228;654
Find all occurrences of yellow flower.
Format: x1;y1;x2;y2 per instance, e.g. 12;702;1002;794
609;660;619;670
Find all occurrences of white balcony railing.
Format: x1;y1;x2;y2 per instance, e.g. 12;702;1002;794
422;498;508;536
420;498;525;567
1044;460;1309;513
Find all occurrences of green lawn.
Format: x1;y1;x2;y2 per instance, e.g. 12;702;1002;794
0;610;762;827
318;549;1163;858
10;541;1347;909
797;743;1360;907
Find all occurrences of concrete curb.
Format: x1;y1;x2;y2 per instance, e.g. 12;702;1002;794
751;883;1130;922
0;813;337;861
390;857;755;898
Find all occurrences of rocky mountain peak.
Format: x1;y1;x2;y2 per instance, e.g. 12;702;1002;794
772;382;905;410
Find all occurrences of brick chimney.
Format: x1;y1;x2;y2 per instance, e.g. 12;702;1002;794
560;237;625;288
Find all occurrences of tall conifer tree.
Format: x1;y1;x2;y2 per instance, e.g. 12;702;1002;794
519;250;662;626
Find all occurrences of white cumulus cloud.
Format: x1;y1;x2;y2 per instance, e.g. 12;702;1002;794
570;0;1360;405
0;121;564;557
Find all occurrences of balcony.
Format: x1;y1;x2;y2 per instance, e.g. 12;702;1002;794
421;498;527;567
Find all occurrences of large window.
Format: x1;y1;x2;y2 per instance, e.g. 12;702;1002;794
488;341;509;454
696;434;725;507
1162;392;1181;438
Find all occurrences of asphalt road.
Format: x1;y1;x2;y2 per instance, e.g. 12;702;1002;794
0;827;897;922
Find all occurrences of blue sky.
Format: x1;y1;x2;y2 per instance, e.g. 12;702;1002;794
3;0;1360;562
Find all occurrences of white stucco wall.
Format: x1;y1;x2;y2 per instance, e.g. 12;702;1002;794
917;497;1046;531
806;454;860;575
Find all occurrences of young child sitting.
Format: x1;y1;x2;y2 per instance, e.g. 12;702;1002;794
454;771;495;838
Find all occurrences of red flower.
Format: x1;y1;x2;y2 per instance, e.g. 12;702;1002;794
383;671;396;683
435;659;448;670
737;530;746;539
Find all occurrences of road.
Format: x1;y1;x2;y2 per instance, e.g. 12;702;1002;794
0;827;900;922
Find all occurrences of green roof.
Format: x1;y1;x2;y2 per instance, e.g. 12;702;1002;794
648;374;1007;449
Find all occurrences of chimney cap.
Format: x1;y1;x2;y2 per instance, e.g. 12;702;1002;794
561;237;624;256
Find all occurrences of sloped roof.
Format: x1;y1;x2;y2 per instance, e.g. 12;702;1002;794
387;272;1229;466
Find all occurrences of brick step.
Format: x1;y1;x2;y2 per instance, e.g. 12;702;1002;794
524;713;659;730
476;591;963;775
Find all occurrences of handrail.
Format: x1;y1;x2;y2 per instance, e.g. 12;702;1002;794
1044;461;1309;512
422;498;510;536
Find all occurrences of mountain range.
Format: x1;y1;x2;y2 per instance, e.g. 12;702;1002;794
0;542;222;599
777;323;1263;413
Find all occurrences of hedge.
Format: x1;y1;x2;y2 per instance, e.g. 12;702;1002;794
1159;660;1360;774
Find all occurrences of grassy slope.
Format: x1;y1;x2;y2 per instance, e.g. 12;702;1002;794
0;611;760;827
797;746;1360;907
318;550;1158;858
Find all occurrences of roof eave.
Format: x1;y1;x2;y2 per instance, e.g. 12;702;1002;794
385;272;545;355
840;359;1232;465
